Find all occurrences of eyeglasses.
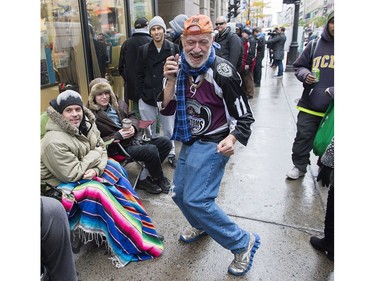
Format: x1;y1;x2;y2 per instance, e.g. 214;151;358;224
215;22;225;26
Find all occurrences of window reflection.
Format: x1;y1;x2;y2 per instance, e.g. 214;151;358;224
41;0;154;110
87;0;127;99
40;1;82;92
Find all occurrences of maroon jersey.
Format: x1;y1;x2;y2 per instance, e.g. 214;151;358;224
185;78;228;138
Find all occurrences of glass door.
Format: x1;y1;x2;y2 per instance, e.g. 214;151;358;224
40;0;88;110
86;0;127;100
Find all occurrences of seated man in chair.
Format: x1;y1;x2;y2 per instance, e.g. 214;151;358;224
88;78;171;194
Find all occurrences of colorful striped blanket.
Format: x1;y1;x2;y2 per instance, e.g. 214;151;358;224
59;159;163;267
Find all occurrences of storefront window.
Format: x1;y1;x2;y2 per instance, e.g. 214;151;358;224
40;1;84;91
128;0;154;34
86;0;127;99
40;0;155;111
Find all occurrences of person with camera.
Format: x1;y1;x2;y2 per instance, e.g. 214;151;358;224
267;27;279;67
265;27;286;78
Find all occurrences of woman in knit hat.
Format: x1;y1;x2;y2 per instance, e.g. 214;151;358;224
41;90;164;267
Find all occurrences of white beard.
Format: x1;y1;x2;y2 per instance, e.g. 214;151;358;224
183;50;210;69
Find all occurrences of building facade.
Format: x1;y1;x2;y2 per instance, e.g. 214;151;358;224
40;0;229;111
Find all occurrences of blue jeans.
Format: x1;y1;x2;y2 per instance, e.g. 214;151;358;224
274;59;284;76
172;140;250;254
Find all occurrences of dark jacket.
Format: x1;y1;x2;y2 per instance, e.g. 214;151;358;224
266;33;286;60
246;35;257;66
215;27;243;71
212;56;254;146
256;36;266;59
293;15;334;114
136;39;179;107
118;31;152;101
93;39;108;78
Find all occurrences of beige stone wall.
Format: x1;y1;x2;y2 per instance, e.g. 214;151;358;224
157;0;228;27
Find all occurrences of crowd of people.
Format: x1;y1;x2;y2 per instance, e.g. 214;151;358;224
40;11;334;280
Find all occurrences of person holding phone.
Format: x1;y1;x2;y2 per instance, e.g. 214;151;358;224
162;15;260;277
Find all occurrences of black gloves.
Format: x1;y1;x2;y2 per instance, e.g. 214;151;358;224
317;165;333;187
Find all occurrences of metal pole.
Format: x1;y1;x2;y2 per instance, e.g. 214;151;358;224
247;0;250;20
285;0;300;71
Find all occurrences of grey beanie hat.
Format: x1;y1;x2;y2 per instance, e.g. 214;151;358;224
169;14;188;35
55;90;83;114
149;16;166;33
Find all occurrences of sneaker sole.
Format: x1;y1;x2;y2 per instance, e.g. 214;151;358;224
228;233;261;276
179;231;207;243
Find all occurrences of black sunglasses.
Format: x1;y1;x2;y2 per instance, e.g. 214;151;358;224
215;22;225;26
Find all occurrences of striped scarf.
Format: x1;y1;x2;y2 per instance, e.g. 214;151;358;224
172;46;215;142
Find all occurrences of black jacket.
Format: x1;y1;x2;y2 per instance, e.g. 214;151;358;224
215;27;243;71
256;36;266;59
246;35;257;65
136;39;179;107
118;32;152;101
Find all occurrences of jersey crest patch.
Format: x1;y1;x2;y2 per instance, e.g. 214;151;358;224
216;62;232;77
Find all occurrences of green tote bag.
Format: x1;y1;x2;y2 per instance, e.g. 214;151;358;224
313;101;334;157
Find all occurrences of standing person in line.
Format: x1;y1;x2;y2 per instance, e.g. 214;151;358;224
168;14;188;50
214;16;243;72
118;17;152;118
41;196;78;281
265;27;286;78
235;23;243;38
311;136;334;261
245;27;258;94
136;16;180;169
87;78;172;194
253;27;266;87
240;28;254;98
162;15;260;276
286;12;334;179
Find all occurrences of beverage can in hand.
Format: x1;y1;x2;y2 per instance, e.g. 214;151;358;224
312;67;320;82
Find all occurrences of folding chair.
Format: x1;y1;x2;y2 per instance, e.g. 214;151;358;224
106;119;155;189
108;141;144;188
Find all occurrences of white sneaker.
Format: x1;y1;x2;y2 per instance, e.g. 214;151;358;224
286;166;305;180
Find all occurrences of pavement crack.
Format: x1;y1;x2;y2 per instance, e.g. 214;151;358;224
227;213;324;236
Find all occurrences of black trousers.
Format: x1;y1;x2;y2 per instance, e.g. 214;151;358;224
125;136;172;180
253;56;264;86
292;111;322;172
324;183;334;251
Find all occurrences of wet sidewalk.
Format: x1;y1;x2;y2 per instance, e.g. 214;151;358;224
74;63;334;281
